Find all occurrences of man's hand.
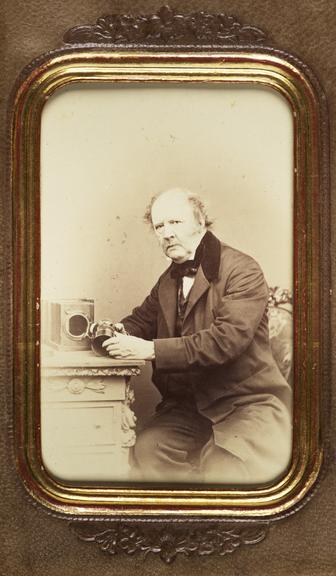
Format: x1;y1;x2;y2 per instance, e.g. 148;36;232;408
102;333;155;360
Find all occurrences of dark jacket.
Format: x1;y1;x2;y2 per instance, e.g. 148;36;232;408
122;232;292;482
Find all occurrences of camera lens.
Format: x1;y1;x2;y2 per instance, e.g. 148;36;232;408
91;324;115;356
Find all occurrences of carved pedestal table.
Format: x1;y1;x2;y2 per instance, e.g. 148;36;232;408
41;351;144;482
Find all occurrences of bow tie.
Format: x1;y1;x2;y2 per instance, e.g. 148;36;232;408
171;260;199;279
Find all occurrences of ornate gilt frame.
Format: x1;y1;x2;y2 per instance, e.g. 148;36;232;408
9;5;330;561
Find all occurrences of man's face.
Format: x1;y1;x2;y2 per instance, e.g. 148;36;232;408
151;193;205;263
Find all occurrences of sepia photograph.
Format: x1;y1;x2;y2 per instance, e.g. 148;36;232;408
39;81;293;487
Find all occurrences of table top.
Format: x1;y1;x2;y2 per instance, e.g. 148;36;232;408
41;347;146;369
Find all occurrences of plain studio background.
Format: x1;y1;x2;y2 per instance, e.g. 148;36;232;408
40;83;293;423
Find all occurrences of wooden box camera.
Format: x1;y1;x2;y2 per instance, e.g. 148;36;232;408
43;299;94;351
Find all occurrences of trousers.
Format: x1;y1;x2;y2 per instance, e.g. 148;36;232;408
131;399;249;484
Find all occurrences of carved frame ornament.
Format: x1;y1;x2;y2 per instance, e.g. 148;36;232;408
70;521;269;564
10;4;330;564
63;5;267;46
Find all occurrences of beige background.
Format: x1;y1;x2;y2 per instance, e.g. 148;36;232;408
1;1;335;575
41;83;293;313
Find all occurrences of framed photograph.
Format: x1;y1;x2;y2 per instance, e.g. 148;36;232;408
40;75;295;489
5;3;331;567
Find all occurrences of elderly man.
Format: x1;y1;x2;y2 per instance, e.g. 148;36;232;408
103;188;292;484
